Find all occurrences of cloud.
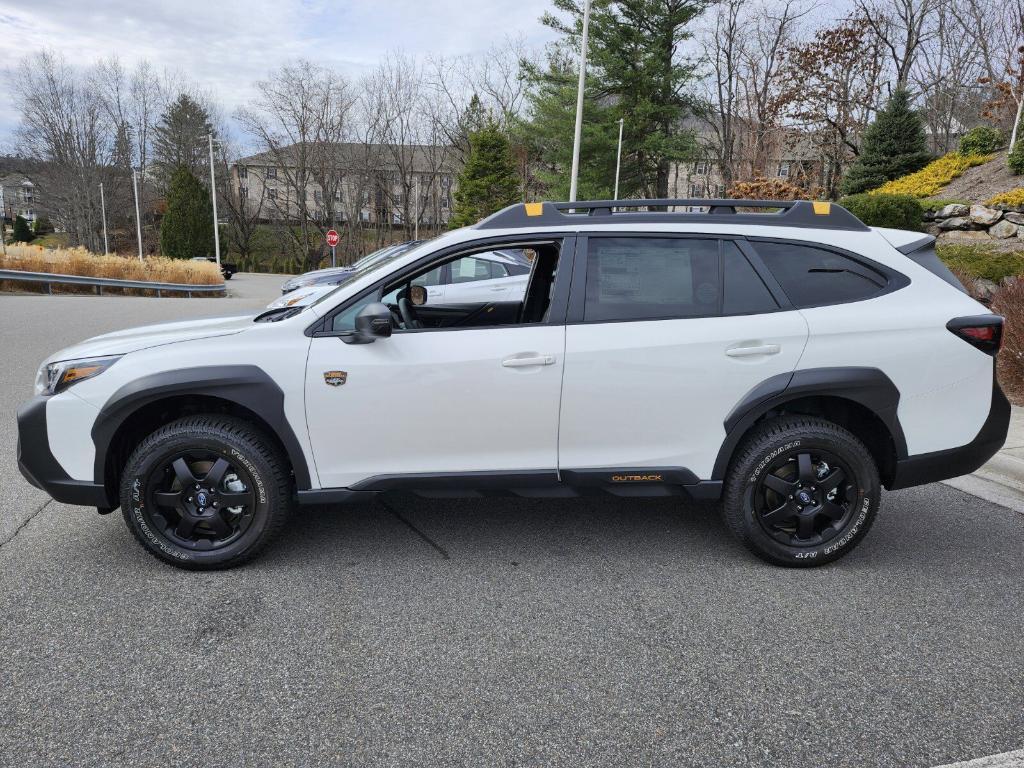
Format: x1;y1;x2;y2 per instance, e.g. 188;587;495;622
0;0;558;150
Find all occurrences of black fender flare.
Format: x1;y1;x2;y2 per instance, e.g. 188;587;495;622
90;365;313;491
711;366;908;480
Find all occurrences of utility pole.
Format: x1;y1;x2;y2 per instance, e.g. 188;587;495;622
568;0;593;203
0;186;6;255
613;117;624;201
413;175;419;240
99;183;109;255
132;169;143;261
208;133;221;267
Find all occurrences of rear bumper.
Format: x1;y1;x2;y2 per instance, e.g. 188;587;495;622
16;396;111;508
888;378;1010;490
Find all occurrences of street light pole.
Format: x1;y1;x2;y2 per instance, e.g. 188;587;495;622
568;0;593;203
613;117;624;201
99;183;109;255
132;169;143;261
208;133;221;267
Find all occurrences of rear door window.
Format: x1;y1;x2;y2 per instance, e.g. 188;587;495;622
752;241;887;307
583;237;719;322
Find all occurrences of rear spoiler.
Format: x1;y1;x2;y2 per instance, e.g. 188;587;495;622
895;234;935;255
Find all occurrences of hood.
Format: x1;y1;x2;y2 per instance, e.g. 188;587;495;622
45;313;257;364
266;285;338;309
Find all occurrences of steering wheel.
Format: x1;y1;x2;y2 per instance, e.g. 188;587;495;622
398;297;422;329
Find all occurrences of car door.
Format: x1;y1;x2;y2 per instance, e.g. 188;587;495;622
304;237;573;489
557;235;809;481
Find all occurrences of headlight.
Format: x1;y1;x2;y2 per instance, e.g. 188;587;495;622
35;355;122;396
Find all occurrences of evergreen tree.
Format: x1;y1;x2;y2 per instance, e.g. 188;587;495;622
527;0;705;200
841;88;931;195
449;125;522;228
160;166;214;259
520;51;617;200
12;215;34;243
152;94;214;188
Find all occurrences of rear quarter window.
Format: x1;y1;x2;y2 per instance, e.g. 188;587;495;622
752;241;888;308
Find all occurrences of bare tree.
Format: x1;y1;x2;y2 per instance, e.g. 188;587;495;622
13;51;118;251
954;0;1024;145
699;0;745;188
856;0;941;90
782;15;887;196
913;2;988;152
236;60;355;272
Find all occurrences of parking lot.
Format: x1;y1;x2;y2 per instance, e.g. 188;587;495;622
1;277;1023;767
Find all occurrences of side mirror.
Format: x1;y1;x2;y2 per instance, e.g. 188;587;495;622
343;302;392;344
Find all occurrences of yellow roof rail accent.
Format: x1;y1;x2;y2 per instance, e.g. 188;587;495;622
812;201;831;215
524;202;544;217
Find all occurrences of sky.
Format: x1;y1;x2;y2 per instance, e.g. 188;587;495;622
0;0;560;151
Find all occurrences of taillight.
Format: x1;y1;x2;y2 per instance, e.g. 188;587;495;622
947;315;1003;355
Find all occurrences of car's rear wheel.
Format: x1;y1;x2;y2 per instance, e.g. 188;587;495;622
722;416;880;567
119;415;290;570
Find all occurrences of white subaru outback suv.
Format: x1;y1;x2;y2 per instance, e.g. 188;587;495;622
17;199;1009;570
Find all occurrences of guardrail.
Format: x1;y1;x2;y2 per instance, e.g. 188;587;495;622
0;269;226;298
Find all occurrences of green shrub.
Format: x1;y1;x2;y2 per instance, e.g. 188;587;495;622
12;215;34;243
839;193;923;230
32;216;53;235
1009;138;1024;175
959;126;1004;156
938;244;1024;283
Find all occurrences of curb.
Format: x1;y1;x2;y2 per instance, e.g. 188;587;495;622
932;748;1024;768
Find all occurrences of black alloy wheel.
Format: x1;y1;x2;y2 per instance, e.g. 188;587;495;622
752;448;854;547
144;452;257;551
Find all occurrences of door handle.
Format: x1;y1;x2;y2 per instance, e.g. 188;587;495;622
502;354;555;368
490;285;506;291
725;344;781;358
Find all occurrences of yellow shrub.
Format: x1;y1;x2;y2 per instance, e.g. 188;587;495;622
0;245;223;296
870;152;993;198
987;188;1024;207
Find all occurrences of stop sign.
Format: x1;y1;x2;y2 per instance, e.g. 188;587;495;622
325;229;340;248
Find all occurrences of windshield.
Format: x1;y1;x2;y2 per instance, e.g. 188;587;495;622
308;239;431;309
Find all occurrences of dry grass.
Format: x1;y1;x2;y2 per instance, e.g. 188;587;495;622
0;244;223;297
992;279;1024;405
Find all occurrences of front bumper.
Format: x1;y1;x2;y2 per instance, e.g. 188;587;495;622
888;377;1010;490
16;396;112;508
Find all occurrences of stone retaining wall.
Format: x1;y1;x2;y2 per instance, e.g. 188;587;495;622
924;204;1024;243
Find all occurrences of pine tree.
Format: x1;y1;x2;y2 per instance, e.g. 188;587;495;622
152;94;214;189
520;51;617;200
12;215;34;243
526;0;704;200
160;166;214;259
841;88;931;195
449;125;522;228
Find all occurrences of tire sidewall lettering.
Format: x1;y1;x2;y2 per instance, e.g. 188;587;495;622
130;476;192;561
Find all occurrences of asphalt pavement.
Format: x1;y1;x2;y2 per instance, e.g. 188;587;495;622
1;277;1022;768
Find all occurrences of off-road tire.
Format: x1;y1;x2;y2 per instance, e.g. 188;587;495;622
722;416;880;567
119;415;291;570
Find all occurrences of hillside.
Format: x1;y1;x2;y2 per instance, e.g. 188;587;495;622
927;150;1019;203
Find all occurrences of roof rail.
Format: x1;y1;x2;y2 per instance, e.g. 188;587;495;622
475;198;869;232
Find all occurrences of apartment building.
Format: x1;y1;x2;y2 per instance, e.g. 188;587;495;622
232;142;457;228
0;174;39;224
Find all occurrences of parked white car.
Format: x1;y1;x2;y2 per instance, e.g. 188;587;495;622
265;249;531;310
18;199;1008;570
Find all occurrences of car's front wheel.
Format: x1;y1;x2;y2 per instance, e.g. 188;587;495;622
119;415;291;569
722;416;880;567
